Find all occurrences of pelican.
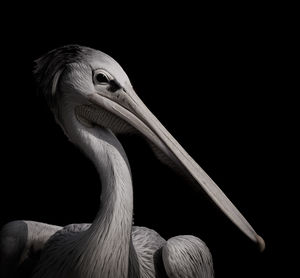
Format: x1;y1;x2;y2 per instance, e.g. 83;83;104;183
0;45;264;278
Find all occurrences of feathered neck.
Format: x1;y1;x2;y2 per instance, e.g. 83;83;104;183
61;101;134;277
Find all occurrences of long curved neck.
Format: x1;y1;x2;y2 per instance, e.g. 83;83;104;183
60;104;133;277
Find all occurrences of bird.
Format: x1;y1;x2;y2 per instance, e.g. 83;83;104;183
0;45;265;278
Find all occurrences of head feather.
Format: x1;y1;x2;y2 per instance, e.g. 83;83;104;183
33;44;91;107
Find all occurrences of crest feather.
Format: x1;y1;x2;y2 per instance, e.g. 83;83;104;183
33;44;91;106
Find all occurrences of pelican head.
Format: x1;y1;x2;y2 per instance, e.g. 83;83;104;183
34;45;265;251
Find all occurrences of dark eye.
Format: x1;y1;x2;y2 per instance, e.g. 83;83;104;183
95;73;109;83
93;70;111;85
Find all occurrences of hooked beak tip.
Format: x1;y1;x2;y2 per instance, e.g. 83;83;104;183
256;235;265;252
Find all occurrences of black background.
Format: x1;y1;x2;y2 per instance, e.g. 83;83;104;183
0;3;293;278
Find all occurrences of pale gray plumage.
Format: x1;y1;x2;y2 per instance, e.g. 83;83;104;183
0;45;264;277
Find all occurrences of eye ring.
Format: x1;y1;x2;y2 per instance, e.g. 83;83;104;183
93;69;112;85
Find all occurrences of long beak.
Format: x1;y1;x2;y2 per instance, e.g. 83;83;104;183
88;88;265;251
